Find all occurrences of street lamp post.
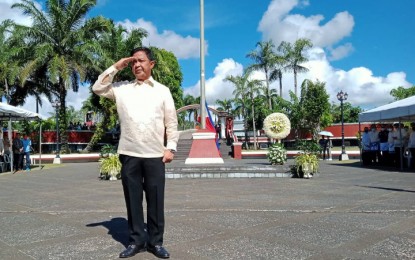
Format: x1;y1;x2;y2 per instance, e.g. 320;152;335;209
52;100;61;164
337;90;349;161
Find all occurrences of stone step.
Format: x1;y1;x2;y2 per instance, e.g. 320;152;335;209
175;138;192;160
218;141;232;159
165;172;292;179
165;162;295;178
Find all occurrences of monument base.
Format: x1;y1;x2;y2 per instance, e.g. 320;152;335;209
185;130;224;165
53;157;62;164
338;153;349;161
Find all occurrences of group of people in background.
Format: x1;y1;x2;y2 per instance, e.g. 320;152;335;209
361;123;415;169
67;121;96;131
12;133;32;172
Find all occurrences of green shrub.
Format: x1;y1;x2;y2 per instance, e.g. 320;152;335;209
99;153;121;180
294;139;322;156
100;144;116;157
291;152;319;178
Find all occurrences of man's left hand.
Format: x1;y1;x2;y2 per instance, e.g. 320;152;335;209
162;150;174;163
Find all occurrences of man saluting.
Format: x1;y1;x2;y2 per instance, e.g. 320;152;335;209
93;47;178;259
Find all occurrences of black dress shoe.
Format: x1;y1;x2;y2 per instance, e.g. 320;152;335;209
147;245;170;259
119;244;147;258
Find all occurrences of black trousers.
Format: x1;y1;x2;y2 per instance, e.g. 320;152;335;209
409;148;415;170
119;155;166;246
13;153;22;170
394;147;404;168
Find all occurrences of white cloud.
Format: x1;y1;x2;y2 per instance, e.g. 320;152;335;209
0;0;41;26
118;18;202;59
184;59;243;104
327;43;354;61
281;47;412;110
259;0;354;59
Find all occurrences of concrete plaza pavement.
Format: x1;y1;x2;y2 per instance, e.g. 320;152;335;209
0;159;414;259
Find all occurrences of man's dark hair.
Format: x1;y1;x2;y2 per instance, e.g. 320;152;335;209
130;46;155;61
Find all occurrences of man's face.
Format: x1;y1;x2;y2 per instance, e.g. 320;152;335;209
131;51;155;81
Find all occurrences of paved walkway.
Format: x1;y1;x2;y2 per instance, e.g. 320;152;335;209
0;159;414;259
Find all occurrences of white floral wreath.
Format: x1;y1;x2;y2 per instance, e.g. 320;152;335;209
263;112;291;139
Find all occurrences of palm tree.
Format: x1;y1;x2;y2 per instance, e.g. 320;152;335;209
11;0;111;152
183;94;196;125
215;98;233;114
65;105;84;124
225;71;263;150
246;40;278;110
0;20;53;112
231;98;244;120
268;88;280;111
0;19;22;103
278;38;313;96
269;54;286;98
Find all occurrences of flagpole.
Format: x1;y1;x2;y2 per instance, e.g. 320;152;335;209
200;0;206;129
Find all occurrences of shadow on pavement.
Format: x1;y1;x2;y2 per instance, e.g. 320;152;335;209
356;185;415;193
86;217;129;247
329;161;415;173
329;161;363;168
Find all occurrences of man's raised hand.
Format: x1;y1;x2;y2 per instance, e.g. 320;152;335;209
114;57;137;70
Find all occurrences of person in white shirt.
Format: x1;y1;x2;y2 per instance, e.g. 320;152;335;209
387;125;395;166
361;127;371;165
368;125;380;164
392;123;407;168
93;47;177;259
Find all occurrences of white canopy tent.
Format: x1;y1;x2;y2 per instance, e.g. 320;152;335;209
358;96;415;170
0;103;46;172
358;95;415;122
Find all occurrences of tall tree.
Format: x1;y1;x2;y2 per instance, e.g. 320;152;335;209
65;105;84;124
246;40;277;110
183;94;196;123
390;85;415;100
269;54;286;98
0;19;23;103
151;47;184;109
226;71;263;150
330;102;362;123
0;20;53;112
12;0;111;152
278;38;313;96
215;98;233;113
231;98;244;120
285;91;303;139
300;79;331;140
151;47;184;129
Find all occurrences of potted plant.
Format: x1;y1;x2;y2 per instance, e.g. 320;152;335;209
293;153;319;178
100;144;116;158
99;153;121;180
267;143;287;165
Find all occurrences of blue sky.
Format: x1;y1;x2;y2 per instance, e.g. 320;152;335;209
1;0;414;115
